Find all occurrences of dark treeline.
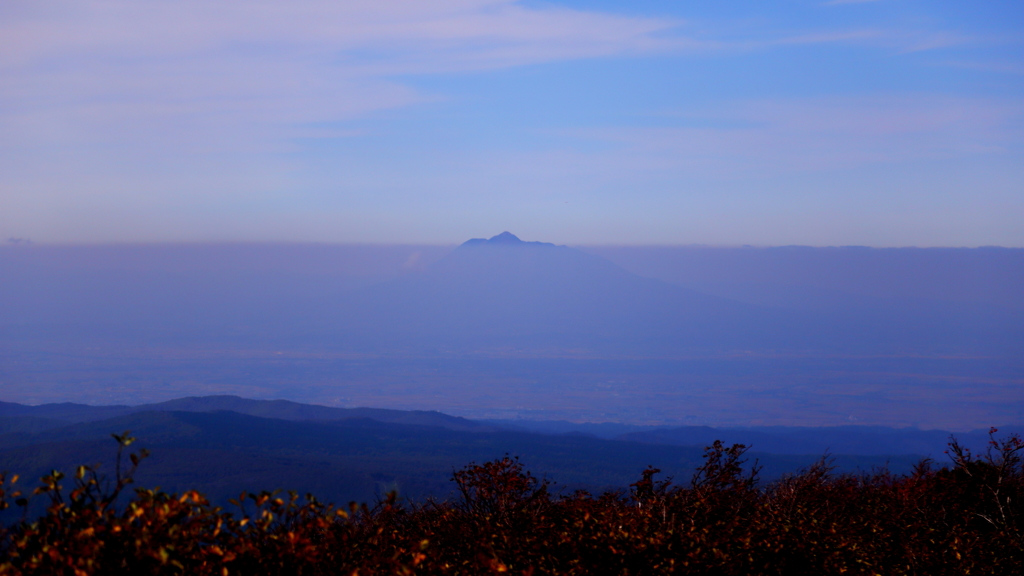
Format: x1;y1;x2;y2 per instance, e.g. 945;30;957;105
1;430;1022;575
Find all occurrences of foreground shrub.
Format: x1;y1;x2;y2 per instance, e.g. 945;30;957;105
1;430;1022;575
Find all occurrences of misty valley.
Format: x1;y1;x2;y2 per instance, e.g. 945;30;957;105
2;235;1022;428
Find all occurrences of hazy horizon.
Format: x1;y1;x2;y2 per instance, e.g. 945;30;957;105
3;236;1021;429
7;239;1024;248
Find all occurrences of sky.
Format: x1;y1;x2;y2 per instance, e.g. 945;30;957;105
1;0;1022;246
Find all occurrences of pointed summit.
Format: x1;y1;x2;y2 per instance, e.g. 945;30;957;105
460;232;555;248
488;231;522;244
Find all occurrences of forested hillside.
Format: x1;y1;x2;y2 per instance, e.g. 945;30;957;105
1;431;1022;574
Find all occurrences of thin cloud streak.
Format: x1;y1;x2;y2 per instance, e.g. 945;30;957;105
0;1;686;69
768;29;975;53
0;0;988;156
0;0;688;154
559;96;1023;176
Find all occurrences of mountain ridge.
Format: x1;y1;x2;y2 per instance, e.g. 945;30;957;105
0;405;928;510
460;231;556;248
3;395;1018;458
0;396;489;432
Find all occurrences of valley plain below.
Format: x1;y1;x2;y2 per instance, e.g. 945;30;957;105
1;236;1022;431
1;346;1022;429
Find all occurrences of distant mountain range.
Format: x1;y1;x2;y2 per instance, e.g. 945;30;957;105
3;395;1018;517
4;394;1012;457
0;395;486;431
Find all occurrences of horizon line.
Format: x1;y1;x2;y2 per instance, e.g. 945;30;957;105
3;240;1023;250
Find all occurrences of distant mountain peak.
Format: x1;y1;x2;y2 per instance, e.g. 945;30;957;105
460;232;555;248
489;231;522;244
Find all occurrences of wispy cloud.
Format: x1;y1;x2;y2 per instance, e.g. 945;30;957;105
0;0;985;156
0;0;690;154
1;1;675;64
558;96;1023;177
769;28;973;53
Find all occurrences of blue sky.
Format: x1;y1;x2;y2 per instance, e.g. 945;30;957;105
1;0;1022;246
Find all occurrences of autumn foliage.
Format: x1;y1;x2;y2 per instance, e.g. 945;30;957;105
1;430;1022;575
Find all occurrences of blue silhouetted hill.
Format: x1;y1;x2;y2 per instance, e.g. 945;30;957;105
0;398;932;511
0;396;487;431
460;231;554;247
3;395;1019;513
